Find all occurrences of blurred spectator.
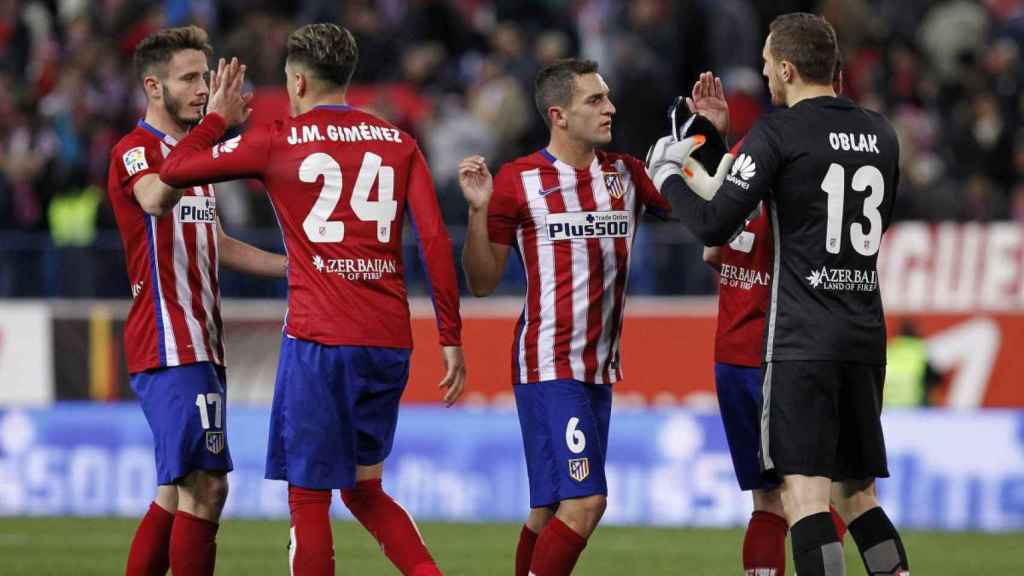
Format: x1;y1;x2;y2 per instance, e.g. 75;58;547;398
0;0;1020;298
884;320;943;407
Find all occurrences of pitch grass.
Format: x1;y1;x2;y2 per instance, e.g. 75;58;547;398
0;517;1020;574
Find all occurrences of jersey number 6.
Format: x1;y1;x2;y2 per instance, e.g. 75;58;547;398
300;151;398;244
565;417;587;454
821;163;885;256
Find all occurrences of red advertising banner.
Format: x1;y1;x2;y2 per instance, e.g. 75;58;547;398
405;300;1024;407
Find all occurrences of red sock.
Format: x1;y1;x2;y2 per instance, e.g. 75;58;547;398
742;510;788;576
829;506;848;542
341;479;439;576
125;501;174;576
288;485;334;576
515;524;539;576
169;510;218;576
528;516;587;576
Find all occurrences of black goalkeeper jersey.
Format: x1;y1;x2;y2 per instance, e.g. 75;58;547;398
664;96;899;365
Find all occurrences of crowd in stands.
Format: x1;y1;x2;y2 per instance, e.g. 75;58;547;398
1;0;1022;296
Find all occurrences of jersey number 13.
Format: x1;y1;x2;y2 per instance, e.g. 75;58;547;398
821;163;885;256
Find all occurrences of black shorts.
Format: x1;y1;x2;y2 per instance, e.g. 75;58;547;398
759;360;889;482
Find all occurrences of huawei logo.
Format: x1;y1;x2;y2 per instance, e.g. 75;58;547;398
731;154;756;181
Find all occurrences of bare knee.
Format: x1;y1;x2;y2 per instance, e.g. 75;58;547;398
832;478;878;524
179;471;229;520
526;507;555;533
752;488;785;518
557;495;606;539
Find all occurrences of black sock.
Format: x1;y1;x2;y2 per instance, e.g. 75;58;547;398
848;507;909;575
791;511;845;576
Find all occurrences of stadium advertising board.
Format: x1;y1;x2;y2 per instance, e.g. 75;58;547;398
0;405;1021;531
0;303;53;405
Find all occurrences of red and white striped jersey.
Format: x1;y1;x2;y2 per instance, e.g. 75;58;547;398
107;121;224;374
488;148;671;385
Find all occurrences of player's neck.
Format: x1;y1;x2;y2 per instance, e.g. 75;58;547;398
298;93;349;115
143;105;188;141
785;83;836;108
545;136;596;170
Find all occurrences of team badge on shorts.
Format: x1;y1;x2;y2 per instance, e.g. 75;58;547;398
603;171;626;199
205;431;225;455
568;457;590;482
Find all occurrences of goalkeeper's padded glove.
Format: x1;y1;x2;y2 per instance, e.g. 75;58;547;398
681;153;735;200
645;134;705;191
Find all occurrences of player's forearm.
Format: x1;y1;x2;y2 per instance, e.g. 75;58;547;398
134;175;184;217
419;235;463;346
160;113;229;188
661;175;749;246
461;207;502;296
219;232;287;277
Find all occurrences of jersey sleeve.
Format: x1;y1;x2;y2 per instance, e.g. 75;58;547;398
487;165;523;246
406;146;462;347
661;119;780;246
624;155;672;219
160;113;272;187
116;140;163;199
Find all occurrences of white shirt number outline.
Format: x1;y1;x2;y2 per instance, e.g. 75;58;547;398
565;417;586;454
821;163;885;256
300;151;398;244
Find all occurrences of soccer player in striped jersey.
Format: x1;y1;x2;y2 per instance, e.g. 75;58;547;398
459;58;671;576
107;26;286;576
160;24;464;576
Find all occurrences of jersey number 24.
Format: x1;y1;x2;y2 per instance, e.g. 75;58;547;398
300;151;398;244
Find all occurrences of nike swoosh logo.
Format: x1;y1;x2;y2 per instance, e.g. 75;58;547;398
539;185;561;197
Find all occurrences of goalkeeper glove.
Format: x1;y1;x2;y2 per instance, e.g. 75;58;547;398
681;153;735;200
646;134;705;191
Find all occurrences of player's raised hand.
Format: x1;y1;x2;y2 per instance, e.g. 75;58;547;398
439;346;466;407
206;57;253;128
686;71;730;138
458;155;493;210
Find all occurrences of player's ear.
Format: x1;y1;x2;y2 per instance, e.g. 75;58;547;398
295;72;306;98
143;74;161;101
549;106;567;129
780;61;794;83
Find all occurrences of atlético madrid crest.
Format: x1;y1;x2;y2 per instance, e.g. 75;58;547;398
205;431;225;455
603;171;626;199
568;457;590;482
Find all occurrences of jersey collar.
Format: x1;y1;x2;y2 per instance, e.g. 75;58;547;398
540;147;600;173
137;120;179;147
313;104;352;112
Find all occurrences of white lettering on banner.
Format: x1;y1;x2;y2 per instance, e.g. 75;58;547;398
0;304;54;405
879;223;1024;311
925;318;1001;408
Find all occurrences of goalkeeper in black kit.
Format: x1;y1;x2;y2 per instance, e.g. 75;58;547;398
647;13;908;576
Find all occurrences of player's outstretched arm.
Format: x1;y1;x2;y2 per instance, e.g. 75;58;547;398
648;134;759;246
458;156;509;297
161;58;265;188
217;218;287;277
132;174;184;217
